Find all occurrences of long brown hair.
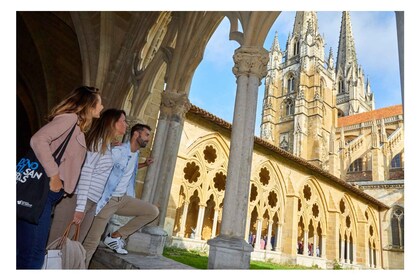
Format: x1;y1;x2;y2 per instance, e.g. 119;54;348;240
85;108;126;154
48;86;100;132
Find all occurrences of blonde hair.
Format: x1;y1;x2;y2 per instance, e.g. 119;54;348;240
48;86;100;132
86;108;126;154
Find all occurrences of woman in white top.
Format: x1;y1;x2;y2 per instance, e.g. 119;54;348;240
47;108;128;244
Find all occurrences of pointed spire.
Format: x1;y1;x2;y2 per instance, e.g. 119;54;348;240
336;11;358;74
366;77;371;93
328;47;334;69
292;11;319;37
271;31;281;52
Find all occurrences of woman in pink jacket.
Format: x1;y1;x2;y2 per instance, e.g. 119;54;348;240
17;86;103;269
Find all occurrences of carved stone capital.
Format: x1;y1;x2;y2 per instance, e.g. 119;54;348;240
126;115;145;128
232;46;269;80
160;90;191;121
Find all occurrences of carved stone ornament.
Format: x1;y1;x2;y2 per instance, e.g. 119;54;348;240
160;90;192;121
232;46;269;80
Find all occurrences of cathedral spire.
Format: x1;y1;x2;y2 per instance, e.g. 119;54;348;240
328;47;334;70
271;31;281;52
292;11;319;37
336;11;358;75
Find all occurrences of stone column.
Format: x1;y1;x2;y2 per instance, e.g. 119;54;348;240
195;204;206;240
346;238;350;263
142;91;191;219
274;223;282;252
207;46;269;269
177;202;189;237
313;234;317;257
245;216;251;242
266;220;273;251
211;208;219;238
340;238;345;262
137;91;190;255
374;248;378;268
303;230;309;256
255;219;263;250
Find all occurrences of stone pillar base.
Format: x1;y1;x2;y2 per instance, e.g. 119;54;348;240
207;235;253;269
126;226;168;256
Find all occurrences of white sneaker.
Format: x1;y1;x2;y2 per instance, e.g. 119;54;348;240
103;234;128;255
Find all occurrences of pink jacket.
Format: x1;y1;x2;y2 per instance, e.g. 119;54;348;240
30;113;87;194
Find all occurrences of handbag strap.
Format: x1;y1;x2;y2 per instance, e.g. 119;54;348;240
52;123;77;165
58;221;81;248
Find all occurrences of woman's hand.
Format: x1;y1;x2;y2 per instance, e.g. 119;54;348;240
49;174;63;192
73;211;85;224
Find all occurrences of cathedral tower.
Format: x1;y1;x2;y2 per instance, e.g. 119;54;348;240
261;11;337;168
335;11;375;116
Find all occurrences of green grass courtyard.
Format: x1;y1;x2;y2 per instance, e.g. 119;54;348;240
163;247;320;270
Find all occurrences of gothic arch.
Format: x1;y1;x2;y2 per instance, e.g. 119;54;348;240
284;71;297;94
294;177;330;257
249;160;287;221
185;132;230;158
319;77;326;99
365;206;380;241
175;132;230;240
295;176;329;221
281;96;295;117
338;194;358;237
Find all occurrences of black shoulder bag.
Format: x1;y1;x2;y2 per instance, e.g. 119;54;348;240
16;123;77;224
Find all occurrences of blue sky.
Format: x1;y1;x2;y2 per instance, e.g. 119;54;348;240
189;11;402;136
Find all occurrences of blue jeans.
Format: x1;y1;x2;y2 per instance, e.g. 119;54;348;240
16;189;63;269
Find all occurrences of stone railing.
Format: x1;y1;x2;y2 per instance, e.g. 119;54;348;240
387;127;403;152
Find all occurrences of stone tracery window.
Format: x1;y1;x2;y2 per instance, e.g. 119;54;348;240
285;98;294;116
203;145;217;163
259;167;270;186
287;75;295;93
213;172;226;192
303;185;312;201
391;206;404;248
391;153;402;169
312;203;319;218
268;191;278;208
346;216;351;228
339;199;346;214
293;40;300;56
338;78;345;94
250;184;258;202
183;162;200;183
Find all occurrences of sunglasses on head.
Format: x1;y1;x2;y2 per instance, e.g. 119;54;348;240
82;86;99;93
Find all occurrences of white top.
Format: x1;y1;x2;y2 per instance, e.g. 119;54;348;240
112;151;137;197
75;143;113;212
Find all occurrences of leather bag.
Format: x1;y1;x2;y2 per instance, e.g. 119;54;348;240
43;221;86;269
